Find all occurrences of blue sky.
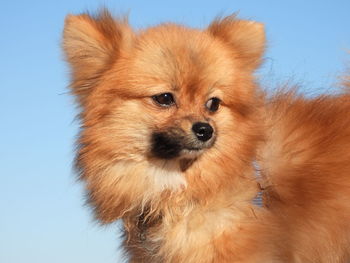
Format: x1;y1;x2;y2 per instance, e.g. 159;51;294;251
1;1;349;262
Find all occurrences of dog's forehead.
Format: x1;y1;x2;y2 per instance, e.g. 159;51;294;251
129;25;236;94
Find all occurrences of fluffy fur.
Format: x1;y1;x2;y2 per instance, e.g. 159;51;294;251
63;10;350;262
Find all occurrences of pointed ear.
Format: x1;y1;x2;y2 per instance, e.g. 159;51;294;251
208;15;266;70
62;10;134;103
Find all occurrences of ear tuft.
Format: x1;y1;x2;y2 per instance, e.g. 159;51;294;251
62;10;133;103
208;15;266;70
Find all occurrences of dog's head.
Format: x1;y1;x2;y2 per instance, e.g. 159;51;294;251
63;10;265;222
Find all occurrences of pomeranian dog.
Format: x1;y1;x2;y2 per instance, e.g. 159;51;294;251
62;9;350;262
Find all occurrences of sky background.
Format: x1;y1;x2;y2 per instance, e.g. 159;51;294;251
1;0;349;262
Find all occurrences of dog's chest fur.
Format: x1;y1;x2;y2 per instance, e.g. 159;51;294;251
124;210;164;262
122;198;257;263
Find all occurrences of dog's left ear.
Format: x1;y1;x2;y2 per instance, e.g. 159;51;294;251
62;10;134;105
208;15;266;70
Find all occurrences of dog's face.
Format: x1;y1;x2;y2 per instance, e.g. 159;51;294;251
63;11;265;222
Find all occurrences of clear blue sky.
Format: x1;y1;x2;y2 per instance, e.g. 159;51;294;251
1;1;349;262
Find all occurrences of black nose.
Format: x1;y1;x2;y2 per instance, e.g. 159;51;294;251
192;122;213;142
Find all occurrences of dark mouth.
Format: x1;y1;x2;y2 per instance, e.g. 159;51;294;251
150;132;183;159
150;132;213;160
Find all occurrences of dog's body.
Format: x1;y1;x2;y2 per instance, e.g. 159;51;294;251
259;93;350;262
63;10;350;262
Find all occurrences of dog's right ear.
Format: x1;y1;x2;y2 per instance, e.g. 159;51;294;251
208;15;266;71
62;10;134;104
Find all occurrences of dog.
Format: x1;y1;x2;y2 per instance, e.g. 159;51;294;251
62;9;350;262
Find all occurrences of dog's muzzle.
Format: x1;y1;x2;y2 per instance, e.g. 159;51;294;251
150;124;215;160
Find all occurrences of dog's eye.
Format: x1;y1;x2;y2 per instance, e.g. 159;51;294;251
152;93;175;107
205;97;221;112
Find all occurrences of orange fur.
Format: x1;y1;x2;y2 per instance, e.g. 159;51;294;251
63;9;350;262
